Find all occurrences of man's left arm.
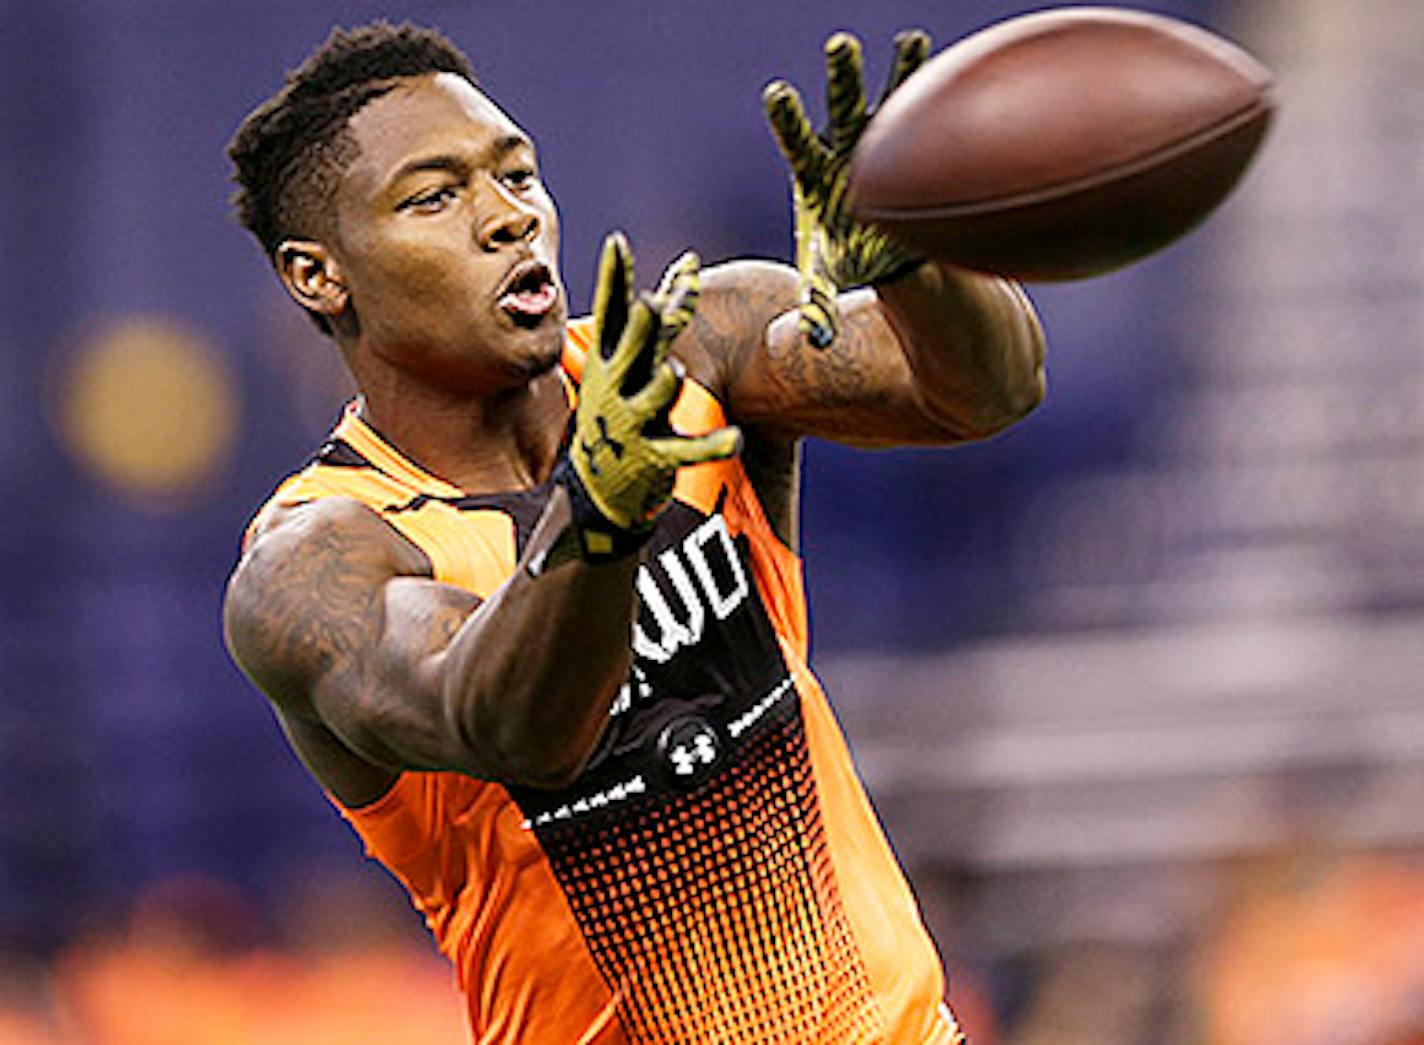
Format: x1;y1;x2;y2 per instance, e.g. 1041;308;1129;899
676;29;1044;449
681;256;1044;449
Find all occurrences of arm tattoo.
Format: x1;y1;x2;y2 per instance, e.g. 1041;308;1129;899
690;272;795;393
688;261;886;413
765;304;888;409
400;582;476;649
229;516;387;710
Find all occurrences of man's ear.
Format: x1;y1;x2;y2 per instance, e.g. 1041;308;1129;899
275;240;349;321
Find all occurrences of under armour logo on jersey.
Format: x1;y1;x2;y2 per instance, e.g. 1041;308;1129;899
657;715;723;790
669;732;717;776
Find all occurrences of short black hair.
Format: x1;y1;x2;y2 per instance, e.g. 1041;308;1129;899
227;21;476;331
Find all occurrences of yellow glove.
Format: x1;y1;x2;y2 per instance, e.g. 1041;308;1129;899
764;30;931;348
561;233;742;563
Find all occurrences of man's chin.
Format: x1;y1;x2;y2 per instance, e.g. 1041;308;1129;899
514;320;567;379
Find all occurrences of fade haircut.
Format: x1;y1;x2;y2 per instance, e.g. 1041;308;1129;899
227;21;476;332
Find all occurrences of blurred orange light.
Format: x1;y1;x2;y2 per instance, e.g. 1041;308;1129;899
53;316;239;504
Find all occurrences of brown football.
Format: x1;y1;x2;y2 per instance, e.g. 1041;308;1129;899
847;8;1275;280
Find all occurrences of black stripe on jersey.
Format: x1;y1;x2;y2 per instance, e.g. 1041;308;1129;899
434;484;553;549
308;435;557;536
312;438;369;468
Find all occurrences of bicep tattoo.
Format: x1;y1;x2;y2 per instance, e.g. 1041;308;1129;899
226;498;453;715
227;520;383;707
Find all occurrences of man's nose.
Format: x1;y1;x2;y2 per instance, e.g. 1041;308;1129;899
478;182;539;248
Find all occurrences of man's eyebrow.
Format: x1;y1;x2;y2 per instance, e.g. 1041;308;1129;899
387;153;470;190
386;135;534;190
493;133;533;158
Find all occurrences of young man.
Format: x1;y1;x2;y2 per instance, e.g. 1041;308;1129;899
224;21;1044;1044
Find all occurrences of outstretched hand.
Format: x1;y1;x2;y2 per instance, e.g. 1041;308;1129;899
561;233;742;563
764;30;930;348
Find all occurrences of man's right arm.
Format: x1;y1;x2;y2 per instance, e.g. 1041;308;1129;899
225;235;738;805
223;487;641;800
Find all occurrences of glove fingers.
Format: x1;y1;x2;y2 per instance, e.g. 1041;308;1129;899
609;294;661;394
630;357;684;419
799;271;840;349
654;425;744;469
653;250;698;298
824;32;868;155
652;251;701;344
762;81;825;187
592;232;634;361
876;29;931;110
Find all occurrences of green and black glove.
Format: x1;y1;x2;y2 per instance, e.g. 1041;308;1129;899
764;30;931;348
556;233;741;564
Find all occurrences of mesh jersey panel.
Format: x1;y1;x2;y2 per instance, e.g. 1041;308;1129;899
536;691;881;1043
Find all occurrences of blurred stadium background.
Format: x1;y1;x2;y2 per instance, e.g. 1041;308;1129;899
4;0;1423;1041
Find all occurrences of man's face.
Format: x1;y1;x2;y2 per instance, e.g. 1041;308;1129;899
330;73;566;391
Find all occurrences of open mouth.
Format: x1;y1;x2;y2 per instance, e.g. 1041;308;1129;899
497;260;559;328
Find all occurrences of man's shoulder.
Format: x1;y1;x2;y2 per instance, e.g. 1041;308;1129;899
244;494;387;556
239;495;430;596
561;260;798;398
701;259;800;317
224;495;430;707
674;260;799;400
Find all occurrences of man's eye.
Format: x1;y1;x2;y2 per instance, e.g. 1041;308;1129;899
401;186;457;212
502;168;537;190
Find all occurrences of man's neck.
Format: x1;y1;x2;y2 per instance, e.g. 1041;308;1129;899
353;366;570;495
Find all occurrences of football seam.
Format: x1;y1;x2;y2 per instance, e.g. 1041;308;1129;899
851;95;1274;220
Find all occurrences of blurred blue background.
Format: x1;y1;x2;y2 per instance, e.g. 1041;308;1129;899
7;1;1424;1042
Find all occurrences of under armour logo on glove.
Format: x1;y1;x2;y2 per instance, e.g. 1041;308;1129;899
582;417;625;477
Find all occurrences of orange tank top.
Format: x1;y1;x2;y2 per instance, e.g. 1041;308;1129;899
249;320;963;1044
